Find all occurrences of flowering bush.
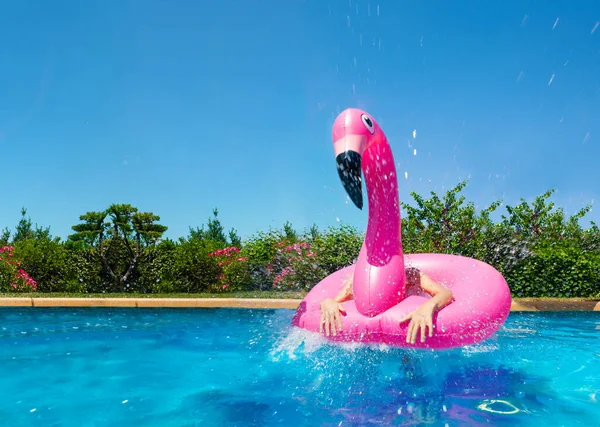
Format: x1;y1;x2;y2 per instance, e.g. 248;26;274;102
208;246;249;292
267;241;326;291
0;246;37;292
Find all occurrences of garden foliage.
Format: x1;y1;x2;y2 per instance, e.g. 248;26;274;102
1;182;598;297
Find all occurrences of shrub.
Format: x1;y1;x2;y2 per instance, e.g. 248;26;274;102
401;180;500;257
310;224;362;275
506;243;600;298
208;246;249;292
0;246;37;292
12;238;78;292
135;239;177;293
0;190;597;298
242;229;287;290
267;241;327;291
168;240;221;293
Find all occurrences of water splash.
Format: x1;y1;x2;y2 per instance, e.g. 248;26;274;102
270;327;327;361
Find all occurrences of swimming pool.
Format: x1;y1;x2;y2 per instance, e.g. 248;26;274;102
0;308;598;426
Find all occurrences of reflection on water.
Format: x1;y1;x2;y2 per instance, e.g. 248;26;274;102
0;309;598;426
267;312;600;426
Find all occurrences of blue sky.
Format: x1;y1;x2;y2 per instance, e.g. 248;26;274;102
1;0;599;241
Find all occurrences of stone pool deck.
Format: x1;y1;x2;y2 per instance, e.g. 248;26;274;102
0;297;598;311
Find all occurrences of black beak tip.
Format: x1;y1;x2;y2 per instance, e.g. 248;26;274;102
351;192;363;210
336;151;363;210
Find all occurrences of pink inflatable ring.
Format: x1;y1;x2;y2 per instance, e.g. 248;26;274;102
292;108;511;349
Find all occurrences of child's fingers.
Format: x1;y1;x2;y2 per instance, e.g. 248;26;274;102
326;312;333;336
335;311;343;332
319;312;325;333
406;320;415;343
400;311;414;323
411;323;419;344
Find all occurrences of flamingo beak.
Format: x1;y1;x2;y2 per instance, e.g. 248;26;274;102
336;150;363;209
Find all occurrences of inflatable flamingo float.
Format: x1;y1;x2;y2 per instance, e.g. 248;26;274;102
292;108;511;349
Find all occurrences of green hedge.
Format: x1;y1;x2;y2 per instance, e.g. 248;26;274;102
1;183;598;298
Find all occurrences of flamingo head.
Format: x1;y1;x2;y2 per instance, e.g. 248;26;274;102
332;108;384;210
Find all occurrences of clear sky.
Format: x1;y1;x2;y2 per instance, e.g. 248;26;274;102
1;0;599;241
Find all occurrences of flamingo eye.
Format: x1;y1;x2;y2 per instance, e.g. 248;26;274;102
361;114;375;134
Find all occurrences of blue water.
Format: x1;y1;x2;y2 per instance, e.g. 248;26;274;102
0;308;598;426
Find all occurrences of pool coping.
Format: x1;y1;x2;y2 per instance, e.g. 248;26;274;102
0;298;598;311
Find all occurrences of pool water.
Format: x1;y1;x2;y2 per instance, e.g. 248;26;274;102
0;308;598;426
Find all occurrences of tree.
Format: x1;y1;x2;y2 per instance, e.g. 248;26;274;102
401;180;501;257
502;189;592;242
228;228;242;247
69;204;167;290
308;224;320;241
0;228;9;246
186;208;241;247
9;208;55;243
283;221;297;242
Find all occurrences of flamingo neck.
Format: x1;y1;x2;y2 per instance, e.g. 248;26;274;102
361;140;403;265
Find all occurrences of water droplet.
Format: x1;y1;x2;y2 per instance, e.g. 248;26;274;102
122;400;128;404
404;172;408;179
412;129;417;138
413;149;417;156
548;74;555;86
552;17;559;30
582;132;590;144
592;22;599;34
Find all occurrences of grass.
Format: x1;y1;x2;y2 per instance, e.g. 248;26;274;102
514;297;599;302
0;291;308;299
0;292;597;301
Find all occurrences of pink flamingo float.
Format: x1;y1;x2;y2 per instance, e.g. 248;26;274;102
292;108;511;349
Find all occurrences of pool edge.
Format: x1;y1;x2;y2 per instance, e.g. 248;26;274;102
0;298;598;311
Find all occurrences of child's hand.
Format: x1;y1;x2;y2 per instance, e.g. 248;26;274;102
399;302;435;344
320;298;346;336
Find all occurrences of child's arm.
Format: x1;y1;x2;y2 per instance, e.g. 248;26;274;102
418;271;454;310
332;274;354;303
320;274;354;336
401;268;454;344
